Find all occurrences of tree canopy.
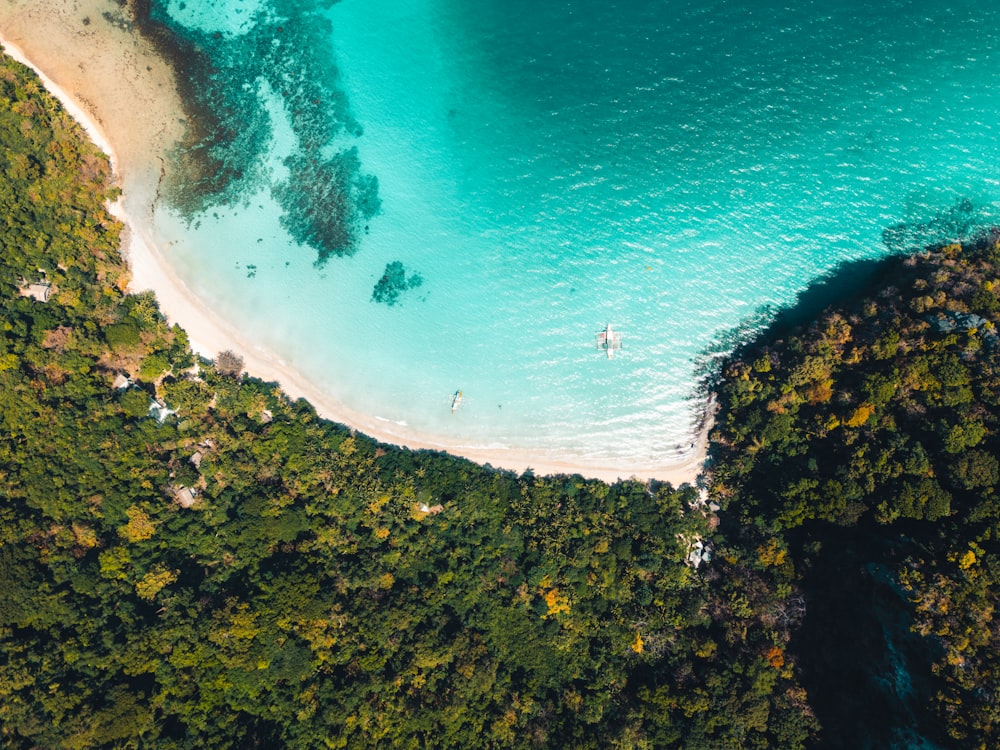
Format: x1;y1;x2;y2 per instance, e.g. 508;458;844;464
0;52;815;749
710;236;1000;749
8;42;1000;749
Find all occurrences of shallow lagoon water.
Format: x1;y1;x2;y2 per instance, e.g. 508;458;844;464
151;0;1000;472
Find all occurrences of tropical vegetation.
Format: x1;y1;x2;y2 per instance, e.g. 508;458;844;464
0;53;814;749
6;43;1000;749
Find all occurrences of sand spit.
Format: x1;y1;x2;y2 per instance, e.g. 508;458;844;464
0;1;707;485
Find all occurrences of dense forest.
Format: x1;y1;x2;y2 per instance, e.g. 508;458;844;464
4;48;1000;749
710;235;1000;748
0;54;813;748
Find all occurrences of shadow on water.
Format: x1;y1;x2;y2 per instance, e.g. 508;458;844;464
882;197;997;256
765;257;891;338
696;197;1000;393
693;254;900;396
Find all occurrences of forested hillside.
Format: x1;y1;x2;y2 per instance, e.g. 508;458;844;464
710;235;1000;749
0;54;815;749
9;41;1000;750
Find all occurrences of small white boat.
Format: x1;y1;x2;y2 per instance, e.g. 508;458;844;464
596;324;623;358
451;389;463;413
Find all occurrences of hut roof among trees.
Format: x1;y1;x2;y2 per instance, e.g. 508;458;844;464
19;279;52;302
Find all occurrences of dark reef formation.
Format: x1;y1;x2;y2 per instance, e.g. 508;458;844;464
371;260;423;306
882;197;995;255
126;0;380;265
277;149;380;266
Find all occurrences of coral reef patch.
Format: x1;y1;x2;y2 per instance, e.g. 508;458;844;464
133;0;380;264
371;261;423;306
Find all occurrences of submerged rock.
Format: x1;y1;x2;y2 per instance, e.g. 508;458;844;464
372;261;423;307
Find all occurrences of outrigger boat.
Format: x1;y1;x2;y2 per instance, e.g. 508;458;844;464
451;389;464;413
596;323;623;358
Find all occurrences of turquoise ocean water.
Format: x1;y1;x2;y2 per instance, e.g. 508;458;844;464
150;0;1000;472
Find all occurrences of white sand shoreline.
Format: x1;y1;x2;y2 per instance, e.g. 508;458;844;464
0;15;708;486
0;39;117;171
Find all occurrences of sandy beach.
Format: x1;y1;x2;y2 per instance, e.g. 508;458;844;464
0;0;707;486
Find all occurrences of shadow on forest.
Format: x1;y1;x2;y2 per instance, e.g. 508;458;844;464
787;521;944;750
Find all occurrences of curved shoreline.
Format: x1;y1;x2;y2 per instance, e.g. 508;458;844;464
0;5;707;485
